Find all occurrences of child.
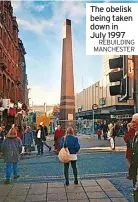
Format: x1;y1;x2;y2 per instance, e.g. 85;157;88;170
97;129;102;140
1;128;22;184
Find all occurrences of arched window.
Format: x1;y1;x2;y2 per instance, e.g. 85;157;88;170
11;82;15;102
7;79;10;98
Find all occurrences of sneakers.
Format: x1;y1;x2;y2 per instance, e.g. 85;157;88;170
4;179;10;184
13;176;20;179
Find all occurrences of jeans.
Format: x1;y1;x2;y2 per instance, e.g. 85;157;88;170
43;141;51;149
64;161;78;183
37;140;43;154
6;162;18;179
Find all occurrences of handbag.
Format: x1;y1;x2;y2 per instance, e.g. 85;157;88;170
58;136;70;163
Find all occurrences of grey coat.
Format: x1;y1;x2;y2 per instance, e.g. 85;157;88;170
2;137;22;163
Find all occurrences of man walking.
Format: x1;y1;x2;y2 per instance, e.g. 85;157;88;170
40;122;51;151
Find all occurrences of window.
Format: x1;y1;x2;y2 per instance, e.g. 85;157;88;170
3;31;6;45
0;46;2;57
0;27;2;39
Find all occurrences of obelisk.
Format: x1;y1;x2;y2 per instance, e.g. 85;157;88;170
59;19;76;133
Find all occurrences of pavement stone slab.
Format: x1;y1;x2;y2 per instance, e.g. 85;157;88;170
0;197;6;202
0;189;12;196
28;188;47;195
86;191;108;199
4;195;26;202
110;198;129;202
68;200;89;202
47;193;67;201
65;186;84;193
47;187;65;194
9;189;28;196
97;179;113;186
102;186;118;192
30;183;47;189
105;191;124;198
67;192;88;200
25;194;46;202
89;199;111;202
48;183;65;188
84;186;103;192
12;184;30;190
81;180;98;187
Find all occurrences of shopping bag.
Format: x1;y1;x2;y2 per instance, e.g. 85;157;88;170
58;147;70;163
58;135;70;163
21;146;25;154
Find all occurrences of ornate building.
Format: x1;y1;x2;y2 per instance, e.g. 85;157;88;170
0;1;28;104
0;1;28;127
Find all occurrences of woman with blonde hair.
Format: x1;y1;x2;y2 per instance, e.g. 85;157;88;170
1;127;22;184
59;126;80;186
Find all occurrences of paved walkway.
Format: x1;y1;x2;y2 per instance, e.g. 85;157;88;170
0;179;128;202
46;134;126;153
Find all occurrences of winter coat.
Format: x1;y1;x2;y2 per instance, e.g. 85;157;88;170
60;135;80;154
22;131;33;146
124;128;135;159
0;132;4;146
36;128;46;142
1;137;22;163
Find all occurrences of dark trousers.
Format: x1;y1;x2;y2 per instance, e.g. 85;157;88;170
37;140;43;154
64;161;78;183
98;135;101;140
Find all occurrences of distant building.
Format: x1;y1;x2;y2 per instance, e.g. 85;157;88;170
30;105;54;116
75;55;134;120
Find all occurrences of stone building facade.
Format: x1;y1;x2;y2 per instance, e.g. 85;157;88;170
0;1;28;105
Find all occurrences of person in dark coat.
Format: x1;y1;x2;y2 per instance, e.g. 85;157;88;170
36;125;46;155
22;126;33;155
1;127;22;184
40;122;51;151
0;127;4;153
124;123;135;180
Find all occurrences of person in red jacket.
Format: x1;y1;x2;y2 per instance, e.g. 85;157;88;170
54;125;64;154
97;129;102;140
124;122;135;179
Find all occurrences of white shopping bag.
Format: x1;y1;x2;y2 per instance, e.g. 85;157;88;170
21;146;25;154
110;137;114;149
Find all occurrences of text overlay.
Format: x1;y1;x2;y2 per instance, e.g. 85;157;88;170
86;3;138;55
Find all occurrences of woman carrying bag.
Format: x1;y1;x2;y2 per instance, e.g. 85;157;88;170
59;127;80;186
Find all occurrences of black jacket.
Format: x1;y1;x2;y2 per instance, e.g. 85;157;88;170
36;128;46;141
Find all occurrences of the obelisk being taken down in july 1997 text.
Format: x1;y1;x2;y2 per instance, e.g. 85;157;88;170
59;19;76;132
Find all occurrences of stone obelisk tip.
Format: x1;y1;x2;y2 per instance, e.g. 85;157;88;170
64;19;71;26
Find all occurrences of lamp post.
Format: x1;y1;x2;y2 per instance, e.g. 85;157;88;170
92;104;98;135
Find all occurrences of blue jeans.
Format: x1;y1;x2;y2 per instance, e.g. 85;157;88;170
6;162;18;179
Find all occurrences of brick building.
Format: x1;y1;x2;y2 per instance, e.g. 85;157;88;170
0;1;28;127
0;1;28;104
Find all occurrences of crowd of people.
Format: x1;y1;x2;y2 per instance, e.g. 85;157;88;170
0;122;80;186
1;115;138;191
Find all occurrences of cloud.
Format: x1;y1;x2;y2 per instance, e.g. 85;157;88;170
11;0;22;12
17;18;54;35
13;1;86;35
28;86;60;105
